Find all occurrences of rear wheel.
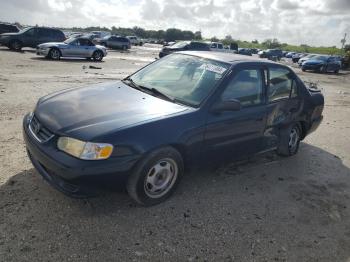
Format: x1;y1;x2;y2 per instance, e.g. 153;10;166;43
92;50;103;61
126;147;184;206
10;40;22;51
48;48;61;60
334;69;339;74
277;124;301;156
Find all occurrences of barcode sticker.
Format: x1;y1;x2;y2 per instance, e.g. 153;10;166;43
199;64;226;74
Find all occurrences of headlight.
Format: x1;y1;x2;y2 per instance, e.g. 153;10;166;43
57;137;113;160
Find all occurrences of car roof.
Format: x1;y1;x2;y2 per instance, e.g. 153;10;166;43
178;51;281;66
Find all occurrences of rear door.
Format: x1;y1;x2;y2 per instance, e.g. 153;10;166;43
204;65;268;161
36;28;52;45
263;65;301;149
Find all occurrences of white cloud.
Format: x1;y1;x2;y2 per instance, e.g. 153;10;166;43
0;0;349;47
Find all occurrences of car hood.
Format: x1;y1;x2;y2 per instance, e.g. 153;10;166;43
304;59;325;65
38;42;66;48
0;32;19;37
162;47;183;53
35;81;190;140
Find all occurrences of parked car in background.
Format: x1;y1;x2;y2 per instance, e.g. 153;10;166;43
159;41;210;58
0;22;19;35
285;52;296;58
23;51;324;205
127;36;143;46
301;55;341;73
282;51;289;57
292;53;307;63
298;54;317;66
163;41;175;46
36;37;107;61
237;48;252;56
209;42;225;52
0;27;65;51
258;49;283;60
91;31;111;39
97;35;131;50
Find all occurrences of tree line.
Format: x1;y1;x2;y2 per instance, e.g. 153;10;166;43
65;26;202;42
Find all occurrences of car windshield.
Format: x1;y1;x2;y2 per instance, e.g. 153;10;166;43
64;38;77;44
171;41;189;48
129;54;230;107
313;56;328;61
18;27;32;34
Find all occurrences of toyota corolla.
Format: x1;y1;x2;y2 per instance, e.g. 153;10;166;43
23;52;324;206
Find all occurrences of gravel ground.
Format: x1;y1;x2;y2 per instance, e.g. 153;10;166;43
0;45;350;262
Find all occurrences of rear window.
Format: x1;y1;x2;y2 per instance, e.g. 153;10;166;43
0;24;18;33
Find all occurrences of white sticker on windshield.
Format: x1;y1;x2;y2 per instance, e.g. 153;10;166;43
199;64;227;74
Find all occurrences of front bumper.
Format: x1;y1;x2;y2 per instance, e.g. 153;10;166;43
36;47;50;56
23;113;139;197
0;36;10;46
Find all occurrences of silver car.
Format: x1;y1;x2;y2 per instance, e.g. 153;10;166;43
36;37;107;61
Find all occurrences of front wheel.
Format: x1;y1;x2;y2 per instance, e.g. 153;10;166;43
277;124;301;156
92;50;103;61
10;40;22;51
48;48;61;60
126;147;184;206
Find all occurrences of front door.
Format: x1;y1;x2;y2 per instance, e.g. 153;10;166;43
204;66;267;162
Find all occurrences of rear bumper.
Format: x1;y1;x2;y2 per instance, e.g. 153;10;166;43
23;113;140;197
308;115;323;135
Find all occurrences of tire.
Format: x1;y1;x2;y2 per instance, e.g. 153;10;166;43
48;48;61;60
126;146;184;206
302;68;306;72
334;69;339;74
10;40;22;51
276;123;301;157
92;50;103;61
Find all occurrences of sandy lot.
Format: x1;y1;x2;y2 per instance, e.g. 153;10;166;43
0;45;350;262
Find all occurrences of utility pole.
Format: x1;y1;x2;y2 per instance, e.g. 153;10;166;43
341;33;347;55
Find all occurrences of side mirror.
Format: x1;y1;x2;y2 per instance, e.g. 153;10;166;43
211;99;241;113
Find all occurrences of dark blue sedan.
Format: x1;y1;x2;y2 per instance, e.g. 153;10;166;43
23;52;324;205
301;55;341;73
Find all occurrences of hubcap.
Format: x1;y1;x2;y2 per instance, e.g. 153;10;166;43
51;50;59;59
288;127;299;152
144;158;178;198
95;52;101;60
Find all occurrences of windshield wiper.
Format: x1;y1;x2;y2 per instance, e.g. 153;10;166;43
148;87;175;102
122;78;175;103
121;77;142;91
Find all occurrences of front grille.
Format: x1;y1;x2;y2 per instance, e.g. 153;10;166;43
29;115;54;143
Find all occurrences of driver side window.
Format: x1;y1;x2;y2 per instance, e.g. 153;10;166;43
221;69;263;107
25;28;36;37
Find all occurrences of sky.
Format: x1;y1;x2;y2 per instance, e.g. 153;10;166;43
0;0;349;47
